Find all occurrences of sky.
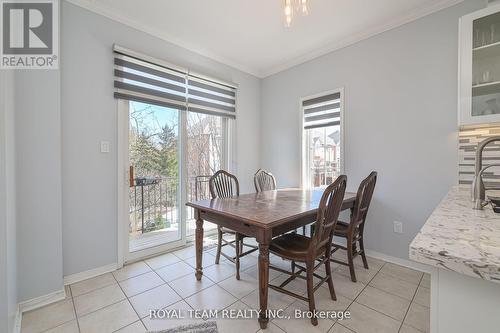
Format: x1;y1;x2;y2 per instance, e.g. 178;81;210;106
130;101;179;136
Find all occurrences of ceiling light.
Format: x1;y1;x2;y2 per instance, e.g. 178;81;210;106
284;0;309;27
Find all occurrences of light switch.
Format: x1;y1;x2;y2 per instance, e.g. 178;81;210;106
393;221;403;234
100;141;110;153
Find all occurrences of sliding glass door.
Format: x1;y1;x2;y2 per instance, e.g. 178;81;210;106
122;101;229;261
127;101;183;256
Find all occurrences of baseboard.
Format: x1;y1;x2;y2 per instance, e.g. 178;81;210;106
12;305;22;333
63;262;118;286
14;288;66;332
13;263;118;331
18;288;66;314
365;249;433;274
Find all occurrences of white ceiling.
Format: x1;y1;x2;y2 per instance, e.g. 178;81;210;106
70;0;463;77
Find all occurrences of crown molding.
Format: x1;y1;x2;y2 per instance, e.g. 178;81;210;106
261;0;465;77
65;0;464;79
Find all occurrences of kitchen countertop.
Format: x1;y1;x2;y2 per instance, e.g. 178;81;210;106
410;186;500;283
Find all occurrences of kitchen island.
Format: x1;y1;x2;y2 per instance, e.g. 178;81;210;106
410;186;500;333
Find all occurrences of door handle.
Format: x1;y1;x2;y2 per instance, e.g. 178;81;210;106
129;165;134;187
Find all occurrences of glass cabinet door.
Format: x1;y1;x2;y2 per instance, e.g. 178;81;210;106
460;5;500;126
471;11;500;118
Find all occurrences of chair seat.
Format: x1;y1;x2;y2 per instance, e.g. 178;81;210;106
270;233;324;261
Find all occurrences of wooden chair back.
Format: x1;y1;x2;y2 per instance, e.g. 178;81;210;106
351;171;377;231
310;175;347;255
209;170;240;199
254;169;277;192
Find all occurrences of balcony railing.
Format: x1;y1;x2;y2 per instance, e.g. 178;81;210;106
129;175;211;234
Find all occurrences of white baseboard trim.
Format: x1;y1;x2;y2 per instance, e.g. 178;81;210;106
14;288;66;333
18;288;66;314
63;262;118;286
12;305;22;333
365;249;433;274
13;263;118;332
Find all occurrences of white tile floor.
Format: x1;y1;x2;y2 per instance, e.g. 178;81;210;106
21;244;430;333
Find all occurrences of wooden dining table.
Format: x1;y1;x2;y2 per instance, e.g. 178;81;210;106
186;188;356;328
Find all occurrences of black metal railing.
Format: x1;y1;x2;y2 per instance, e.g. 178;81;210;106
129;175;211;234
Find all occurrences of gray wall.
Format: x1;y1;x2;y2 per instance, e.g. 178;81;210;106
0;70;8;333
1;70;18;331
260;0;486;259
61;2;261;276
0;12;64;320
15;69;64;301
6;72;17;333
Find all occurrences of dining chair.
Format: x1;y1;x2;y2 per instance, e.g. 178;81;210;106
254;169;277;192
331;171;377;282
209;170;258;280
267;175;347;326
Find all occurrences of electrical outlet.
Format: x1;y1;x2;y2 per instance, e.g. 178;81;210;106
393;221;403;234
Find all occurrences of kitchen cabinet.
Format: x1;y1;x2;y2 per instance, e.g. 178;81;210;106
459;3;500;126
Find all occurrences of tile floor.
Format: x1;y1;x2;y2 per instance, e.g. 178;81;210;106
21;243;430;333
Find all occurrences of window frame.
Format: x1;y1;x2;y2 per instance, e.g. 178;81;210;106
300;88;345;190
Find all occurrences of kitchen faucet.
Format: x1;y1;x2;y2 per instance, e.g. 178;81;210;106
471;135;500;209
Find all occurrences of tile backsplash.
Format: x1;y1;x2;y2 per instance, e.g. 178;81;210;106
459;126;500;186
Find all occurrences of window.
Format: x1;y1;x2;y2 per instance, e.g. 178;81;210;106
302;90;343;189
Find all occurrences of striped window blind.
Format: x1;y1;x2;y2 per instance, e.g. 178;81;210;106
187;74;236;118
113;46;187;111
113;45;236;118
302;92;341;129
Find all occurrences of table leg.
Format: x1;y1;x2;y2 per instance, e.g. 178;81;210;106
258;242;270;329
195;211;204;281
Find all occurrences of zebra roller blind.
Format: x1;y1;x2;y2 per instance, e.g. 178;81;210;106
113;46;187;111
302;92;341;129
187;74;236;118
113;45;236;118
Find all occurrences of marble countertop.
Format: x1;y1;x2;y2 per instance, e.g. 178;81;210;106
410;186;500;283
